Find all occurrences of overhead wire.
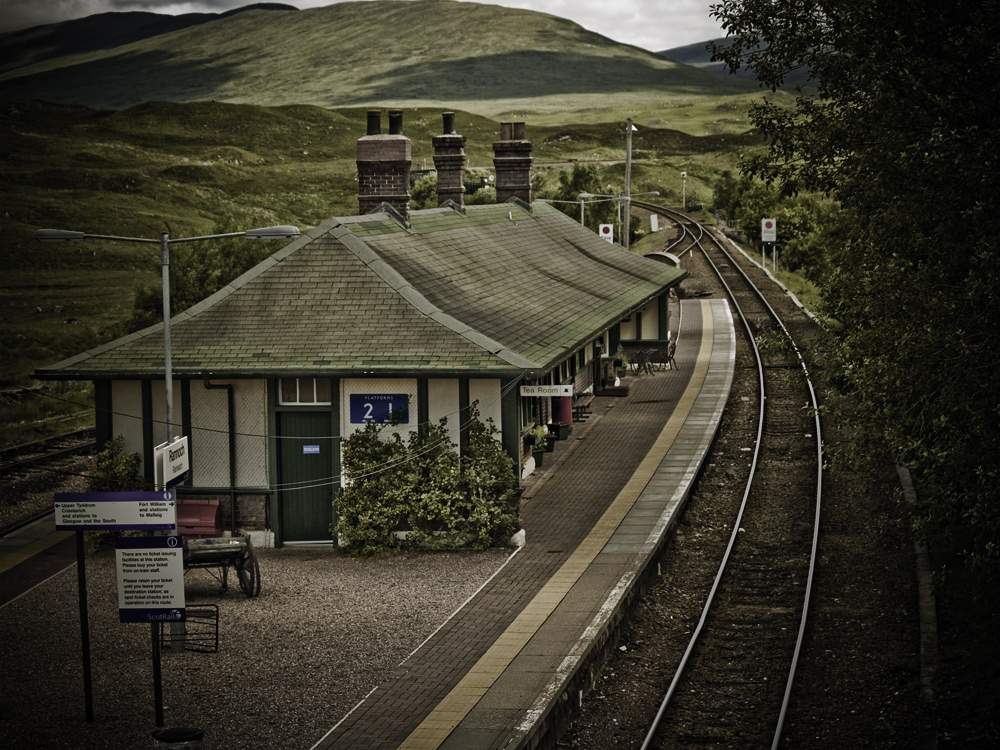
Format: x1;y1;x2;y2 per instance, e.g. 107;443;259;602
21;375;529;491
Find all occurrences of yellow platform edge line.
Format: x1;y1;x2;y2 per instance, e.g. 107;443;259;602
397;300;716;750
0;530;74;575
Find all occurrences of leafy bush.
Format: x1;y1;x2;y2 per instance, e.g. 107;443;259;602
334;405;519;556
87;435;142;492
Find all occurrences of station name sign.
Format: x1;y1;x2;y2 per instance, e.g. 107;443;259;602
154;435;190;489
520;385;574;397
54;490;177;531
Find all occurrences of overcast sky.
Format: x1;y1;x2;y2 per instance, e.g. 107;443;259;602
0;0;726;52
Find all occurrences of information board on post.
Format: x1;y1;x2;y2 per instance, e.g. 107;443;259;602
54;490;177;531
115;536;186;623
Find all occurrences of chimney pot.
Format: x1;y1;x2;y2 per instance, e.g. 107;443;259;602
366;109;381;136
494;122;532;204
389;109;403;135
433;112;466;207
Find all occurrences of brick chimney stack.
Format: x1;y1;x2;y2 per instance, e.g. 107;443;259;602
493;122;532;204
432;112;466;207
357;108;411;219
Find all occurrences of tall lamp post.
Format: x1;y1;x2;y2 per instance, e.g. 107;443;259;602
35;224;298;728
35;226;300;443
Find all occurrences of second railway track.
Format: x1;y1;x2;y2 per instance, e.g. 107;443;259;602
640;207;823;748
563;205;826;749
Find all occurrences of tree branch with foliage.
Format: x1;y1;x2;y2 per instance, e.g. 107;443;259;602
710;0;1000;583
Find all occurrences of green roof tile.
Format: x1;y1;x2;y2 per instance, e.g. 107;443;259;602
36;202;685;381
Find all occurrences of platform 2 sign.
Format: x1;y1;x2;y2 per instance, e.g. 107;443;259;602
350;393;409;424
115;536;185;623
54;490;177;531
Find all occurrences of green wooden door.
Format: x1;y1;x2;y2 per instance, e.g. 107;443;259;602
277;411;334;543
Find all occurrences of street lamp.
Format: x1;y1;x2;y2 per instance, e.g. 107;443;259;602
35;225;300;444
681;171;687;210
36;225;299;728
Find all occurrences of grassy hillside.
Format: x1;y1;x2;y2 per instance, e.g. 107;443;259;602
0;0;759;127
0;0;771;445
1;98;760;392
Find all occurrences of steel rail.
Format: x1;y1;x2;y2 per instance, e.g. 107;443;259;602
635;204;824;750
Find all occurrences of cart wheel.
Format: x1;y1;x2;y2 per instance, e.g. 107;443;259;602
236;536;261;597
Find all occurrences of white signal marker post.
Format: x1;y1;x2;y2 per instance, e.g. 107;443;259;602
761;218;778;270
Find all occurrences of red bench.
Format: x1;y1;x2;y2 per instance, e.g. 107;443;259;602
176;498;222;539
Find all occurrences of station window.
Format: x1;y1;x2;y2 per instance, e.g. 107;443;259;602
279;378;332;405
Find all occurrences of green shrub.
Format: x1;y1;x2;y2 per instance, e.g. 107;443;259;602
334;404;519;556
87;435;142;492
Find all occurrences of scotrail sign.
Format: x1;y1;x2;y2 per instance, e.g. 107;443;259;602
115;536;186;623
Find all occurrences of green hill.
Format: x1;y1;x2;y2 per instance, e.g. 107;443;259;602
0;1;769;440
0;4;298;75
658;39;814;88
0;0;758;124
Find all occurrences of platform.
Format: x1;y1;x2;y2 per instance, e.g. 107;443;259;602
312;298;736;750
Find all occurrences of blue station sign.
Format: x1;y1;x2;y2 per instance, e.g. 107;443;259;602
349;393;409;424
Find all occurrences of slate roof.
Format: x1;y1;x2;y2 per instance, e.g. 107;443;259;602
35;202;687;381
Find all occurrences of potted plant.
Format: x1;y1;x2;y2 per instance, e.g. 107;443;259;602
528;424;549;466
550;422;571;440
615;351;629;379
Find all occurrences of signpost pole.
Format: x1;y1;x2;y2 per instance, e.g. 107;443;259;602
75;529;94;722
152;623;165;727
55;491;181;728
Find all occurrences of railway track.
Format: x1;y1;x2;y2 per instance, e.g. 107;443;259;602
0;427;96;534
633;204;824;748
0;427;96;474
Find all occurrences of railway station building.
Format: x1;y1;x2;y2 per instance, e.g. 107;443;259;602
35;112;687;545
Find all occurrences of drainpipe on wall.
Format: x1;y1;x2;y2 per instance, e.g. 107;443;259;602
204;379;237;535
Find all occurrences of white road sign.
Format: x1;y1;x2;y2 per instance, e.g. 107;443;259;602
54;490;177;531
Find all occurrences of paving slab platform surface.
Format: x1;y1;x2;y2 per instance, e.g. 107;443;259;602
313;299;736;750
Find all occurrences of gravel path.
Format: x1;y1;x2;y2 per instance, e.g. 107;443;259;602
1;542;511;749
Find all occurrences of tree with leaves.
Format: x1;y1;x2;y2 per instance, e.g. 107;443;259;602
711;0;1000;582
128;211;292;332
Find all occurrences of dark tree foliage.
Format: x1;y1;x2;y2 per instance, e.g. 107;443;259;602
128;211;287;332
87;435;143;492
545;163;618;231
712;171;844;282
711;0;1000;582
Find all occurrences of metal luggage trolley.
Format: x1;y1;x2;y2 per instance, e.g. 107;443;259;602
183;533;261;597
